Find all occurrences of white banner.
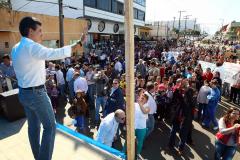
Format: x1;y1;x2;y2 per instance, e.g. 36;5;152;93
222;62;240;85
198;61;216;72
198;61;240;86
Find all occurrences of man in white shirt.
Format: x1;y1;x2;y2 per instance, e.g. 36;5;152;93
74;73;88;94
55;64;65;97
46;62;56;76
96;109;125;147
11;17;85;160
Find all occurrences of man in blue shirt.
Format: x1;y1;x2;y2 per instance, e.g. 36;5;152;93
0;54;17;89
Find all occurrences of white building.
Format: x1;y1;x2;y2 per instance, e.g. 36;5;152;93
10;0;146;43
84;0;146;43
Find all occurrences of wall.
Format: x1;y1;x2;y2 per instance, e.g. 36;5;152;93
0;8;87;54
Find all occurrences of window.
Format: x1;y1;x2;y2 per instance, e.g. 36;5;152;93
98;21;105;32
113;24;119;33
97;0;111;12
134;0;146;6
117;2;124;15
112;0;123;15
133;8;145;21
86;19;92;30
84;0;96;8
134;8;138;19
112;0;117;13
138;10;145;21
84;0;124;15
4;42;9;48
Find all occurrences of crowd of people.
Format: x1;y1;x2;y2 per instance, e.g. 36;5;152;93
37;39;240;159
6;16;240;160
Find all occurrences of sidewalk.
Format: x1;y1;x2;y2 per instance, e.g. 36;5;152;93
0;117;122;160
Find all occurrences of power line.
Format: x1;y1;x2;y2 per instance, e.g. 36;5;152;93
16;1;32;11
26;0;83;11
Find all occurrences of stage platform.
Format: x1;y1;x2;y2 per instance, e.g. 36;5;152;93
0;117;124;160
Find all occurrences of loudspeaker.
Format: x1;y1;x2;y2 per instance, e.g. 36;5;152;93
0;89;25;121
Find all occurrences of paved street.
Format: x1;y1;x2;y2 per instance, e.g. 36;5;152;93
140;98;240;160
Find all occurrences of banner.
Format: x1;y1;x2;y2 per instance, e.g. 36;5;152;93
198;61;240;86
198;61;216;72
222;62;240;85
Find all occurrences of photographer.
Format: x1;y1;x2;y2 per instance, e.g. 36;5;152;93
94;70;109;124
215;108;240;160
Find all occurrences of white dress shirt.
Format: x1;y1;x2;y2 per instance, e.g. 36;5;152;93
145;91;157;114
56;70;65;85
135;103;148;129
66;67;75;82
74;76;88;93
95;113;119;147
11;37;72;88
114;61;122;72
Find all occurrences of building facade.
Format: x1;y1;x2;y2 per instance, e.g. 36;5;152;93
83;0;146;43
10;0;146;44
0;7;86;55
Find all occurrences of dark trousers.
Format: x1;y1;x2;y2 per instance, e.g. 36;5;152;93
198;103;207;121
156;104;166;121
179;120;192;150
169;121;180;147
51;96;58;109
230;87;240;104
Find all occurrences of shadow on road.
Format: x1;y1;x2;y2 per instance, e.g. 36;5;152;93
141;120;216;160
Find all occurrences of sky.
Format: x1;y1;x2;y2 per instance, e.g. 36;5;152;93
146;0;240;34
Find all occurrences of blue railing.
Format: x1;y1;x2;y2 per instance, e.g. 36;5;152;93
56;123;126;159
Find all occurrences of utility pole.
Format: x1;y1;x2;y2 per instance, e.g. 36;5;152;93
160;21;163;39
193;18;197;40
194;18;197;31
59;0;64;47
166;21;169;40
178;10;186;39
172;17;176;30
183;15;191;39
157;21;160;40
124;0;135;159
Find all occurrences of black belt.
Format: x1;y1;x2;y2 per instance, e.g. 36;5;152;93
20;85;45;90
